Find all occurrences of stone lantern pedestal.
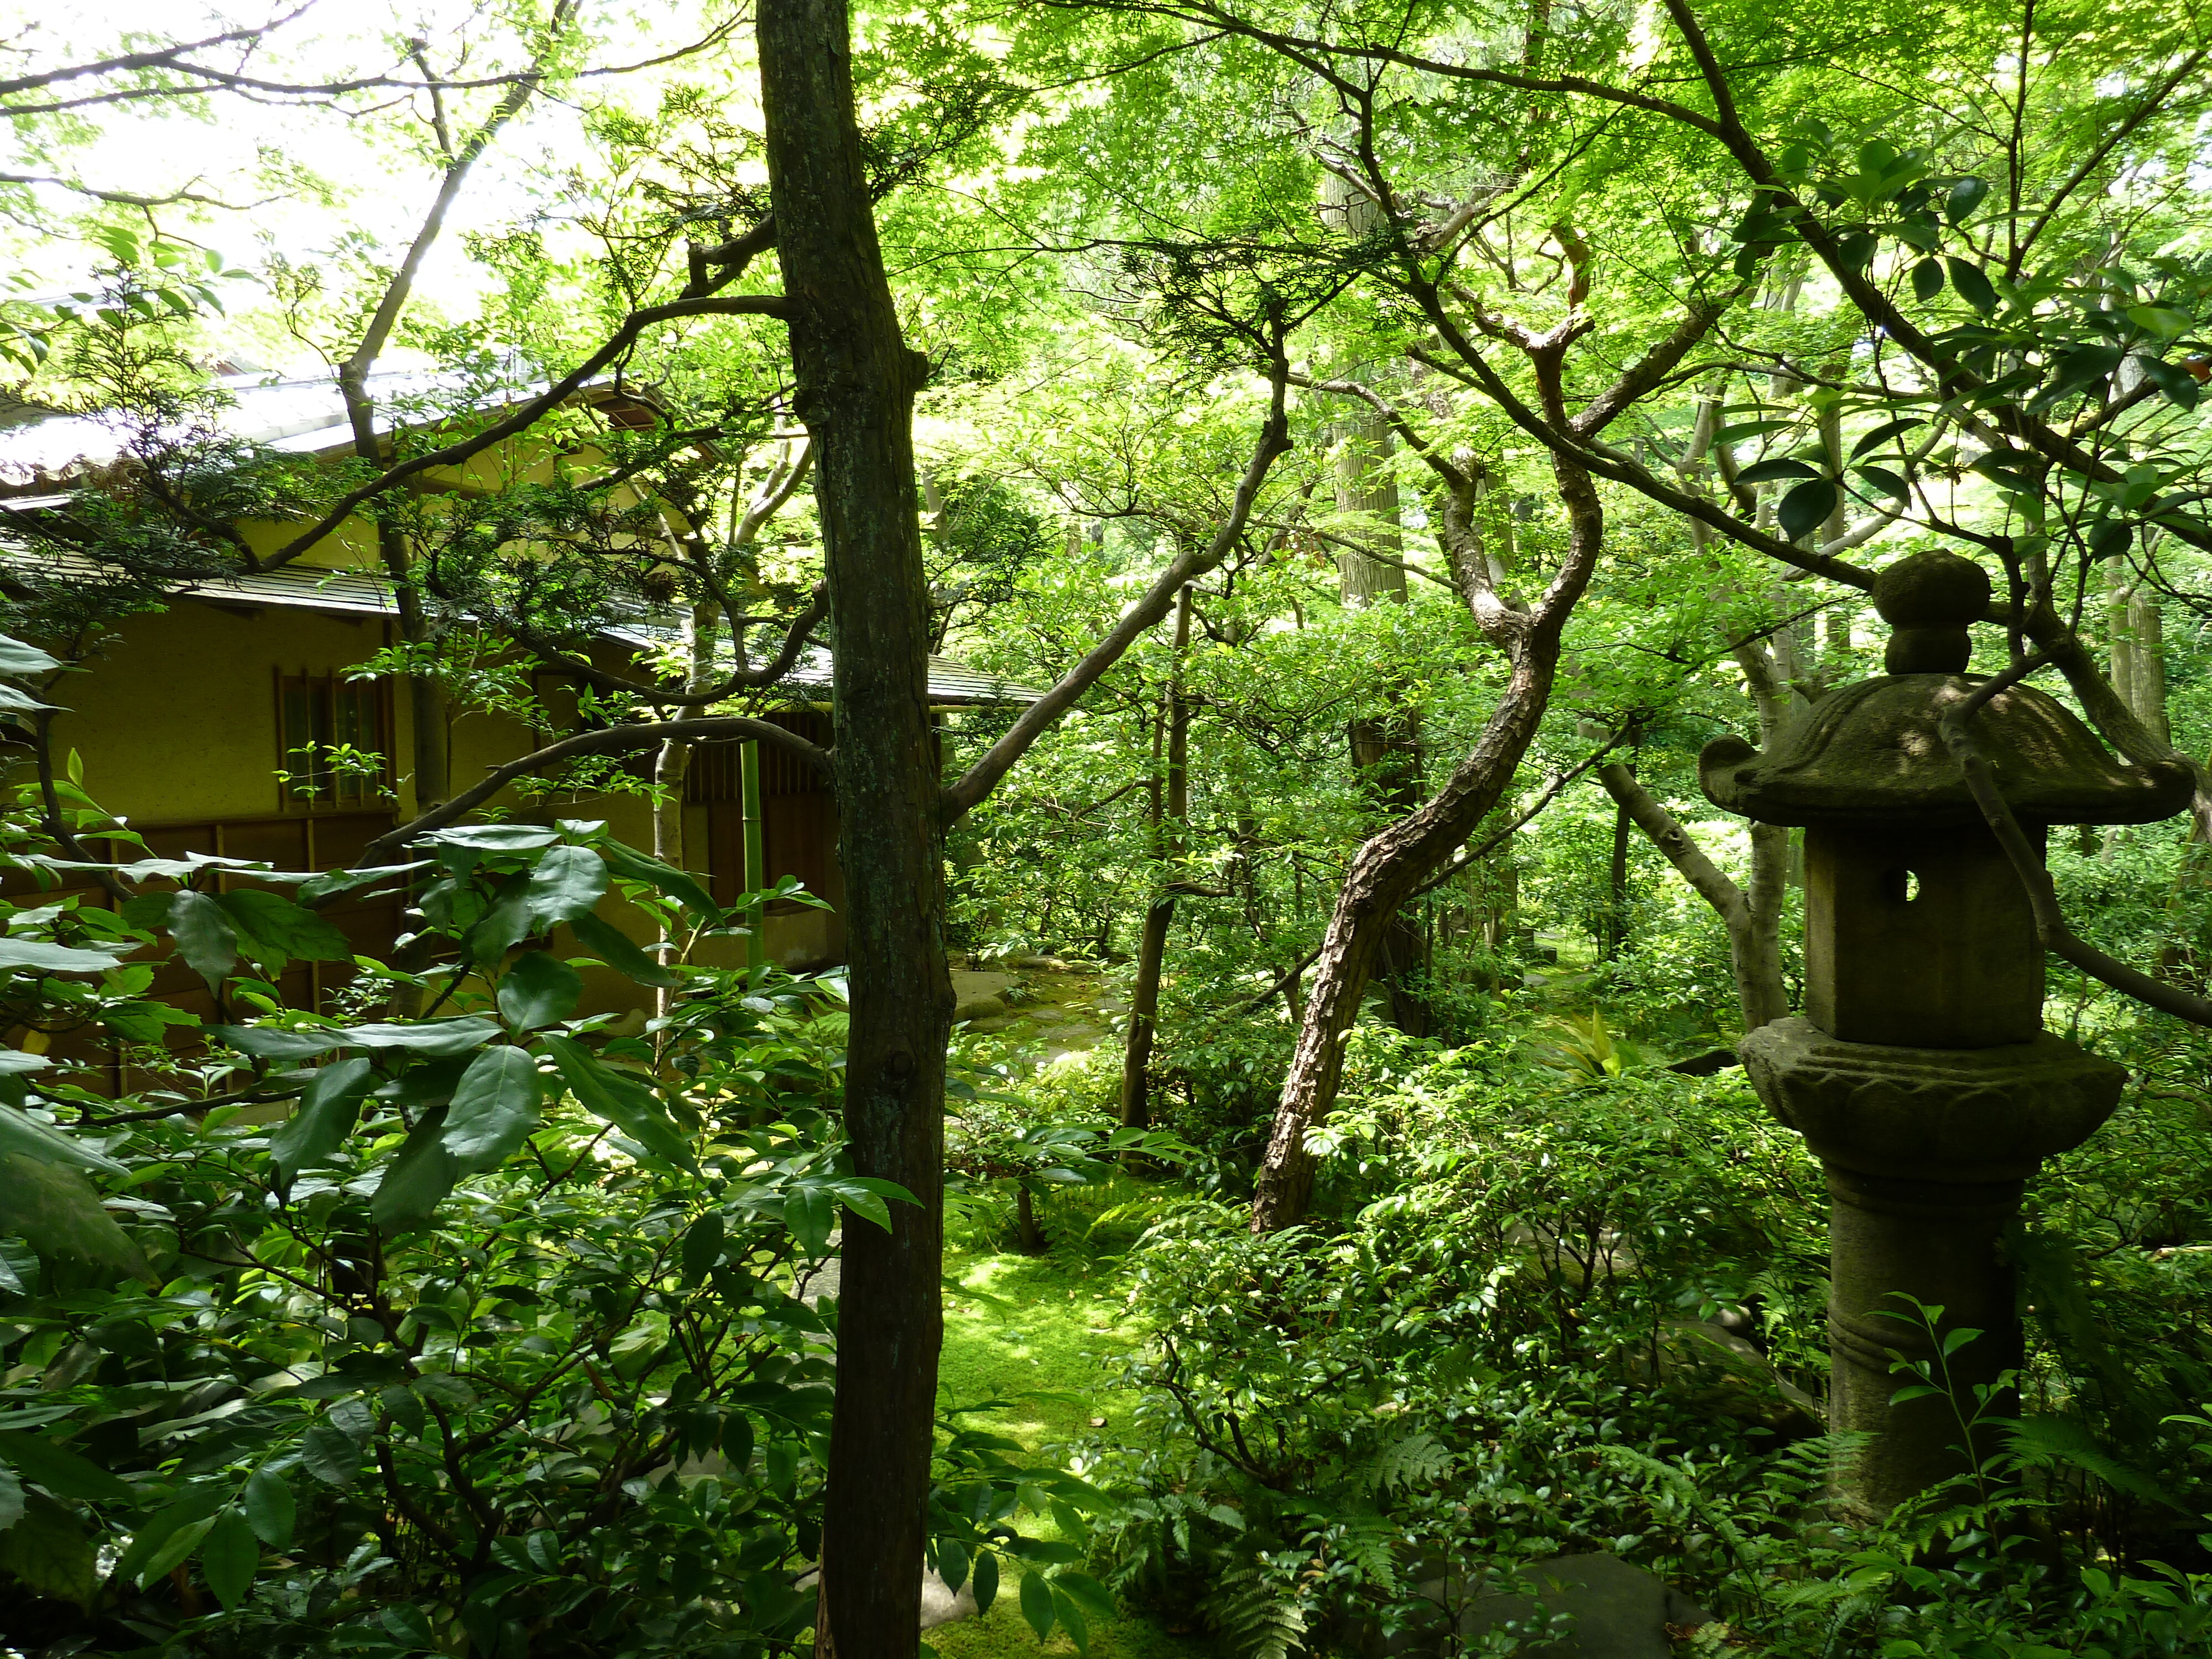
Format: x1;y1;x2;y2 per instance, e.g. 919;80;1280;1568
1698;551;2190;1515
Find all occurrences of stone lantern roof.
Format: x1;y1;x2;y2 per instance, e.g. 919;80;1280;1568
1698;550;2193;830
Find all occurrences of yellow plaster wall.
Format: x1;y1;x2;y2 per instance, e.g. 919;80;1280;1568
48;598;397;825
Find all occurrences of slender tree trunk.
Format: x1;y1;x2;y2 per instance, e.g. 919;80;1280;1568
759;4;949;1650
1121;586;1194;1129
1251;430;1603;1232
1595;761;1788;1031
1604;790;1632;961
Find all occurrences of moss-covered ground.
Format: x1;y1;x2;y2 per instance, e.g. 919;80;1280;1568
925;1180;1215;1659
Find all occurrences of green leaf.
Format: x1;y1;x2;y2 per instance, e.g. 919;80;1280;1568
0;1103;126;1175
497;950;581;1030
380;1603;435;1650
1943;175;1989;224
1947;258;1997;314
569;910;678;988
1711;418;1794;445
1020;1568;1056;1643
268;1056;374;1194
0;1463;20;1531
1735;458;1818;483
200;1510;258;1609
598;839;722;921
681;1212;725;1285
2042;344;2125;403
0;938;129;974
1851;418;1924;459
787;1187;836;1258
218;889;352;963
540;1035;697;1172
168;889;239;993
524;844;609;930
243;1468;295;1550
300;1420;362;1489
1052;1586;1091;1654
0;1493;96;1605
938;1536;969;1594
0;1429;134;1503
0;1154;154;1280
973;1551;999;1613
1053;1571;1118;1626
1856;465;1910;500
297;863;424;906
1778;478;1840;541
371;1108;460;1233
426;824;561;851
0;684;52;714
2139;357;2201;409
0;634;60;675
1910;257;1944;301
212;1018;502;1061
441;1047;541;1172
2125;305;2191;342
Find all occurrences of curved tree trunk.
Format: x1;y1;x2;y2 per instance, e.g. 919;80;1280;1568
758;3;950;1650
1121;586;1195;1129
1251;432;1603;1233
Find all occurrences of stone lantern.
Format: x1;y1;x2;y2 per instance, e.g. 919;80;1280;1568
1697;550;2192;1514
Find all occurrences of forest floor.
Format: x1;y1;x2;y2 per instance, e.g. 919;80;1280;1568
928;1229;1214;1658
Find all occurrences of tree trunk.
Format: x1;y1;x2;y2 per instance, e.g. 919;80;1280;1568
1120;586;1194;1130
1334;408;1429;1035
1595;761;1788;1032
1015;1185;1045;1254
1251;434;1603;1233
758;3;949;1651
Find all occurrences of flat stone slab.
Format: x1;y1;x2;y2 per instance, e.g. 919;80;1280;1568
952;969;1016;1021
1445;1553;1709;1658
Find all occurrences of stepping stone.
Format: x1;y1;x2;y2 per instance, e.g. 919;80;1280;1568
1434;1553;1710;1658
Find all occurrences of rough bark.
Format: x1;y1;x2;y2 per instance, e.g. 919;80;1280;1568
1251;406;1603;1233
1120;586;1194;1130
1595;761;1788;1031
758;2;949;1650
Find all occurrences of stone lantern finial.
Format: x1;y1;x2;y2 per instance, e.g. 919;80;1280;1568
1697;548;2189;1516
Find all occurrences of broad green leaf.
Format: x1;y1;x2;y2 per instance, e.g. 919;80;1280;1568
381;1603;436;1648
466;871;536;967
681;1212;725;1284
0;938;129;974
1910;257;1944;301
0;1463;19;1531
370;1108;460;1233
335;1020;503;1057
938;1537;969;1594
200;1510;259;1609
1851;418;1924;459
598;839;721;921
787;1187;836;1258
297;863;425;906
0;1050;48;1075
1053;1571;1118;1625
0;683;52;713
0;1493;96;1605
1778;478;1840;542
426;823;561;851
1735;458;1818;484
114;1482;226;1586
1052;1586;1091;1654
1943;175;1988;224
973;1551;999;1613
2125;305;2190;342
0;1103;126;1175
208;1022;347;1061
0;1154;154;1280
1711;418;1793;445
168;889;238;993
441;1047;541;1172
1856;465;1910;500
0;1430;134;1503
523;844;609;930
243;1468;295;1550
568;910;677;988
497;950;581;1029
540;1036;697;1172
1020;1567;1056;1642
300;1420;362;1489
218;889;352;963
269;1057;374;1194
1947;258;1997;314
0;634;60;675
2139;357;2201;409
2042;345;2125;403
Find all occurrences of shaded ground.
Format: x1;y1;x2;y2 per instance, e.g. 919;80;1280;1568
956;966;1129;1061
930;1244;1213;1659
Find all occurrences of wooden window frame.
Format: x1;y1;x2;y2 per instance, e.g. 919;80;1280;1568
274;669;397;813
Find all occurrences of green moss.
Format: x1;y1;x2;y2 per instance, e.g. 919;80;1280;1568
932;1222;1215;1658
